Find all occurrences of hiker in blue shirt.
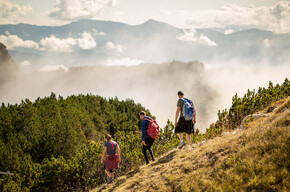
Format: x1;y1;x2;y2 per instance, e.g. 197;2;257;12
139;111;156;164
174;91;196;149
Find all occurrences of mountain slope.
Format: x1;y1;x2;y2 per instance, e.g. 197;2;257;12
94;97;290;192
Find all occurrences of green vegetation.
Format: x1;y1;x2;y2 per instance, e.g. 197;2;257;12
199;78;289;140
0;94;179;191
96;93;290;192
1;78;289;191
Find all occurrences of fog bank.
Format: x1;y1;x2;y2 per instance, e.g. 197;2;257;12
1;59;289;133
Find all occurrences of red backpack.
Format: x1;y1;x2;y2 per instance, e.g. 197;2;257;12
144;118;160;139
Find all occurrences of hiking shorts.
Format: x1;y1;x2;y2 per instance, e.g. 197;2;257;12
104;164;114;173
175;117;195;134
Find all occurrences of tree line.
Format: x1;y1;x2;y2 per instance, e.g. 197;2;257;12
201;78;289;139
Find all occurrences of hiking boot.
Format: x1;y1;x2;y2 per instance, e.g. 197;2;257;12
186;145;191;149
178;141;186;149
152;157;156;161
107;177;113;184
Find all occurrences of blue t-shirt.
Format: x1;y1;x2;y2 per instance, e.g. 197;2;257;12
141;116;152;141
104;141;117;156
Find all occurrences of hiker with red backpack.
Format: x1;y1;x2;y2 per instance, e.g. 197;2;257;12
139;111;159;164
174;91;196;149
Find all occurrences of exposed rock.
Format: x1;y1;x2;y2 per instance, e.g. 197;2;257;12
240;113;269;129
199;140;208;147
222;132;230;136
278;107;289;113
267;106;277;113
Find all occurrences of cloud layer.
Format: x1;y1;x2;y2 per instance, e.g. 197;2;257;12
48;0;119;20
104;57;143;66
185;1;290;34
0;0;32;24
0;32;38;49
105;41;126;53
0;32;96;52
177;29;217;46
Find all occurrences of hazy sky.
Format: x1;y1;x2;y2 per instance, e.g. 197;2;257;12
1;0;289;33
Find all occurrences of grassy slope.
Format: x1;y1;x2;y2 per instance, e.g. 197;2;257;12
93;97;290;192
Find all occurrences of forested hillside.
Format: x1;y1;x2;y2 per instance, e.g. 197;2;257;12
0;94;179;191
0;78;289;191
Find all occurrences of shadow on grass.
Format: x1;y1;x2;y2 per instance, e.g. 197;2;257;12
152;150;176;166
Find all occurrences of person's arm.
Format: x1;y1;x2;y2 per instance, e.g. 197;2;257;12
193;104;196;124
141;120;147;146
175;106;181;127
116;144;121;162
100;146;107;163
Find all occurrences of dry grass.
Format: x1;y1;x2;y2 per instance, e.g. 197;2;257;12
92;97;290;192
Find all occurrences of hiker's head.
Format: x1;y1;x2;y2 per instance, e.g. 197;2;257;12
139;111;146;120
105;134;112;141
177;91;184;98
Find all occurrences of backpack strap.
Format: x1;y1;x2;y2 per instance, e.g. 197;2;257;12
111;142;114;150
143;118;152;122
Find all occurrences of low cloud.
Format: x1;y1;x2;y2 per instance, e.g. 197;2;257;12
39;32;96;51
263;39;271;48
39;64;68;72
104;57;143;66
105;41;126;53
105;41;115;49
20;60;31;68
77;32;97;49
48;0;119;20
177;29;217;46
0;32;96;52
0;0;32;24
92;29;106;36
224;29;234;34
39;35;76;52
0;33;38;49
185;1;290;34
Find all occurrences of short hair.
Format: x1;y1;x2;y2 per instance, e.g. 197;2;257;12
105;134;112;141
177;91;184;96
139;111;146;116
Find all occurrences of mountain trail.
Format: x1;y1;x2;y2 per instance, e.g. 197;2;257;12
92;97;290;192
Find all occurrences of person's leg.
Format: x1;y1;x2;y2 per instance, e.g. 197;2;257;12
177;133;185;148
110;171;114;179
186;133;192;145
105;170;114;183
148;147;155;161
105;169;111;178
142;145;149;164
177;133;182;141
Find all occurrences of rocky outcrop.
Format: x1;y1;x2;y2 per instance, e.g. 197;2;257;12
0;43;19;85
239;113;269;129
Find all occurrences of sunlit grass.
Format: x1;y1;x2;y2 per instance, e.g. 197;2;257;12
93;98;290;192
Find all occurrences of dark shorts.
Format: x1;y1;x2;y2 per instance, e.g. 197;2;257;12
104;164;114;172
175;117;195;134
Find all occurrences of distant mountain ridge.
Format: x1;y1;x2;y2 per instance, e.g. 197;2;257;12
0;19;289;71
0;43;19;85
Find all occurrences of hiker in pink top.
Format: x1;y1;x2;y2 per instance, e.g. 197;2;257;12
101;134;121;183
